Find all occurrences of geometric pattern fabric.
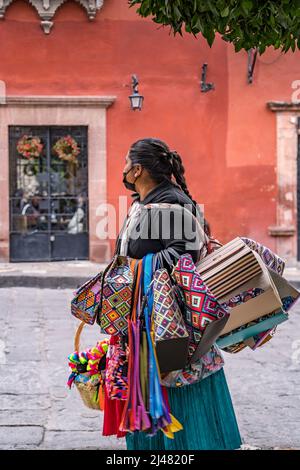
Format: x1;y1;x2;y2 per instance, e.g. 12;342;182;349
152;268;189;341
71;272;103;325
172;253;229;338
100;262;134;336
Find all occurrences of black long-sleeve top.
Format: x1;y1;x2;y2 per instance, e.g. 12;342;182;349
114;180;208;271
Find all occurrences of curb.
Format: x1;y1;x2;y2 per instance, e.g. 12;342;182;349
0;276;90;289
1;275;300;290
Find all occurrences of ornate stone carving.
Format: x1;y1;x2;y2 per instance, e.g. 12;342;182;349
0;0;104;34
0;1;12;19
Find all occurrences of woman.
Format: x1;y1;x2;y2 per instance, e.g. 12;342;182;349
106;137;242;450
67;194;86;234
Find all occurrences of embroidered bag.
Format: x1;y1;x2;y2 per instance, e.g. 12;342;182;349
98;255;137;336
159;343;225;388
172;253;230;363
149;253;227;388
149;267;190;373
71;271;103;325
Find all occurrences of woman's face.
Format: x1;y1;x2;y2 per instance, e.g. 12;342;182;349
123;151;133;174
123;151;141;183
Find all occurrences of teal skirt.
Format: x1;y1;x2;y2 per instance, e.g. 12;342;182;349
125;368;242;450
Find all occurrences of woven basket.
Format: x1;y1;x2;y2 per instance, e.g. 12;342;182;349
74;321;103;411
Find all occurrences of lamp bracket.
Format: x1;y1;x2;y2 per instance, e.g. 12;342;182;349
200;63;215;93
247;48;258;84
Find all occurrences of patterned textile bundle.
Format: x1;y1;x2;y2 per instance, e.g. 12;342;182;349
215;237;300;352
241;237;285;275
105;338;129;400
218;294;296;353
159;345;225;388
220;287;265;310
217;286;267;353
118;255;183;439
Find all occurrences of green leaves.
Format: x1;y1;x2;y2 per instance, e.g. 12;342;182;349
242;0;253;14
127;0;300;54
221;6;229;18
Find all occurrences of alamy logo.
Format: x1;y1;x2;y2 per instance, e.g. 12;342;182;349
94;198;207;250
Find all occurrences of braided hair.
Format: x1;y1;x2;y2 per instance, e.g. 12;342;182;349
128;137;198;207
168;150;198;207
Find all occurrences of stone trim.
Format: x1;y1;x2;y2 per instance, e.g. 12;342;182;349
0;0;104;34
2;95;116;107
268;226;296;237
267;102;299;261
267;101;300;112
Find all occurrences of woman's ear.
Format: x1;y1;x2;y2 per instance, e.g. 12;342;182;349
134;163;143;178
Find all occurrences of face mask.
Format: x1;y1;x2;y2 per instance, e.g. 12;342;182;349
122;166;138;191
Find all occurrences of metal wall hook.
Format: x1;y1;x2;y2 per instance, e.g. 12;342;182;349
129;74;144;110
247;48;258;84
200;63;215;93
132;74;139;93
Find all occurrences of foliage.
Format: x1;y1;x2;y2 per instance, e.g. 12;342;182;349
128;0;300;53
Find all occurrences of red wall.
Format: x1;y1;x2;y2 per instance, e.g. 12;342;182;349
0;0;299;255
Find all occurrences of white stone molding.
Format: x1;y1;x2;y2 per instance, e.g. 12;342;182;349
0;1;104;34
267;101;300;263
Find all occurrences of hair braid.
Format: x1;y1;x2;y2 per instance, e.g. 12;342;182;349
128;137;207;231
169;150;198;208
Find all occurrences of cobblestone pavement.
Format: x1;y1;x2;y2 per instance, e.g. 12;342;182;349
0;287;299;450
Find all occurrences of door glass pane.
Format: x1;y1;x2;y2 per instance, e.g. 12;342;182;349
49;127;89;239
50;197;88;233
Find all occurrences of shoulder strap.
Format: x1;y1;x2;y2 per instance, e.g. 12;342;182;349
131;260;143;323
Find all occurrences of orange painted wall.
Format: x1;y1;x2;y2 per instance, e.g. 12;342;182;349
0;0;299;257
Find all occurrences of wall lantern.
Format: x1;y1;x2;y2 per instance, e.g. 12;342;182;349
129;75;144;111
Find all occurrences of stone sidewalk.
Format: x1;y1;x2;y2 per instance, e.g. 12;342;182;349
0;286;300;449
0;261;107;289
0;287;126;450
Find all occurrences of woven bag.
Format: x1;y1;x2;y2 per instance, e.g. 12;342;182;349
71;272;103;325
172;253;230;363
98;255;137;336
105;335;129;400
151;268;190;373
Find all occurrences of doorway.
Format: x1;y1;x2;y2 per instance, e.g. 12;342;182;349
9;125;89;261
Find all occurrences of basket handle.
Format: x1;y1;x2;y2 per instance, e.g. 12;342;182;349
74;321;85;352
